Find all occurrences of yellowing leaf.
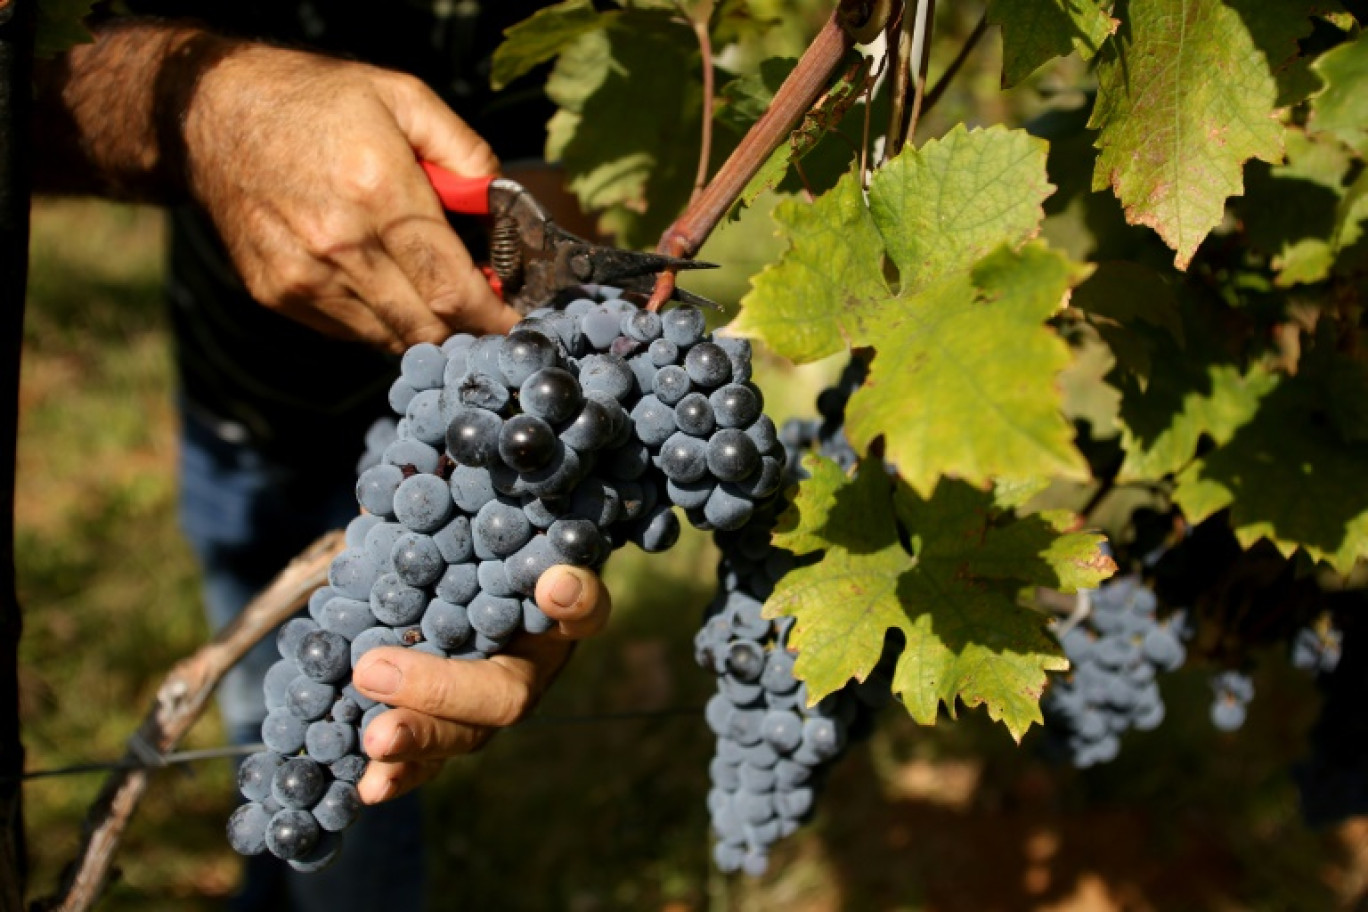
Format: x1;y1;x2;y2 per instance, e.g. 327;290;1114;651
986;0;1118;87
1089;0;1316;269
769;458;1112;740
870;124;1055;292
844;244;1091;497
732;171;889;364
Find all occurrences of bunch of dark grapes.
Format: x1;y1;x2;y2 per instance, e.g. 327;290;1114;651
1208;669;1254;732
1297;619;1368;826
228;290;787;869
1042;575;1187;767
695;502;891;876
1291;622;1343;676
694;360;892;876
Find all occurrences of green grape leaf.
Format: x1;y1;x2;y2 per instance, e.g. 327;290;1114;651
844;243;1092;497
985;0;1118;88
35;0;96;58
1311;32;1368;154
1174;369;1368;573
731;170;889;363
715;58;797;135
490;0;615;91
1089;0;1318;269
543;13;702;247
736;125;1055;364
1114;333;1278;483
769;456;1112;741
1234;126;1364;288
869;124;1055;293
1072;261;1184;382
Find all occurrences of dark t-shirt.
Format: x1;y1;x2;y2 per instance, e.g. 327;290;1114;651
123;1;553;457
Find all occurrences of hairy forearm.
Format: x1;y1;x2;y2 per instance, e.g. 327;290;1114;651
32;20;243;200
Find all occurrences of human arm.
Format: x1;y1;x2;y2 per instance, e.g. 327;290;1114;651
33;20;517;349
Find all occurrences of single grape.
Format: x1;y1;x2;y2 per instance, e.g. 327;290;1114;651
285;676;337;722
272;757;327;809
305;721;357;764
623;308;663;342
684;341;731;388
356;465;404;517
421;599;473;650
227;802;272;856
388;378;418;415
277;618;320;662
467;592;524;640
578;354;635;402
505;535;559;595
648;338;678;367
449;464;496;514
662;305;706;347
559;398;615;452
674;393;715;438
432;515;474;565
582;306;623;350
446;407;504;467
711;384;762;430
392;473;454;534
634;505;680;553
345;514;383;550
265;808;320;861
498;328;559;387
473;498;534;558
313;780;363;833
296;630;351;684
400;342;447;390
520;368;582;424
659;432;709;483
264;660;295;712
435;562;480;605
238;752;285;803
499;414;558;473
390;532;445;588
350;626;401;667
707;429;761;482
548;518;605;566
631;395;676;446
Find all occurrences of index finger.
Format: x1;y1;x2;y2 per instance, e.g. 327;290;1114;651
352;642;567;727
380;174;520;337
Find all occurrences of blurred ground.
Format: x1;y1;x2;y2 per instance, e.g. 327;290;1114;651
14;199;1368;912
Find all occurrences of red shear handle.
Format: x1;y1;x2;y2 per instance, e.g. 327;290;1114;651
420;161;494;216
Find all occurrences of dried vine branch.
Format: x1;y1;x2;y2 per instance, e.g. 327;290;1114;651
38;531;346;912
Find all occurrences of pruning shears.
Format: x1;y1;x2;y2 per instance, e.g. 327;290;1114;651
420;161;720;313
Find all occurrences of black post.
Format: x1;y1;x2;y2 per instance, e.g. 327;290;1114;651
0;0;33;907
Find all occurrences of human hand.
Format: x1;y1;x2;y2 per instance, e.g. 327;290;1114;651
184;45;519;351
348;565;611;803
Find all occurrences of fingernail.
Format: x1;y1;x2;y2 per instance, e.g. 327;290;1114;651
383;724;415;759
361;776;394;805
357;657;403;695
549;571;582;609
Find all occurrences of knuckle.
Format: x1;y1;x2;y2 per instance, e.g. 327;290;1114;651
491;680;534;727
267;256;325;302
338;147;393;205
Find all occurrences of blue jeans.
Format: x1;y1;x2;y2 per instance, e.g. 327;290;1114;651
178;406;425;912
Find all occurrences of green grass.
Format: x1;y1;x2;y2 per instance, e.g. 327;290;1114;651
14;199;1366;912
